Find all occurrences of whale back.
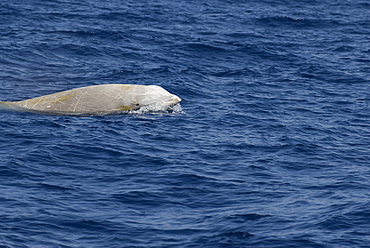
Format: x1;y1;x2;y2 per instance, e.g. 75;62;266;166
9;84;136;114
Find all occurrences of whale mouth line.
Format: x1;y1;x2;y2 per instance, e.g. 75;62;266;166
165;99;181;106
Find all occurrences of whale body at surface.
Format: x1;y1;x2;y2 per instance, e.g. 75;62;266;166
0;84;181;116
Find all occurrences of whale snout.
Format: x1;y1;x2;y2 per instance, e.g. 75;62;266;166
166;95;181;106
173;95;182;104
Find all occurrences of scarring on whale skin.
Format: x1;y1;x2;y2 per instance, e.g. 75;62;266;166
0;84;181;115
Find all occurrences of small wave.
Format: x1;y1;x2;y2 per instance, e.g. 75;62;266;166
256;16;340;29
185;43;227;53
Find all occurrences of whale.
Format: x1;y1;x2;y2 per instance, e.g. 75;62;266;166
0;84;181;116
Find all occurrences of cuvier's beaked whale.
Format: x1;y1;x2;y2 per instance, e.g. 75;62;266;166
0;84;181;116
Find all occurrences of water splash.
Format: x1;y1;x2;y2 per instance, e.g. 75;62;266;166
130;103;184;115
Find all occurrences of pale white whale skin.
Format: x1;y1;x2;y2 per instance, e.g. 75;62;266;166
0;84;181;116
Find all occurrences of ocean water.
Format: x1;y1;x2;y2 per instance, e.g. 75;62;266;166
0;0;370;247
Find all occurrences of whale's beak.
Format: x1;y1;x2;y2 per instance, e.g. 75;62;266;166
168;95;181;106
164;95;181;107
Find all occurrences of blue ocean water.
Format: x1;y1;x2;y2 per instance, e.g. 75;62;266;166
0;0;369;247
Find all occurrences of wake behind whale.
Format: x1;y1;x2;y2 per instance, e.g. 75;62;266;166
0;84;182;116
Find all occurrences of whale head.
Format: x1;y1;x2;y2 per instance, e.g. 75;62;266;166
132;85;181;111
